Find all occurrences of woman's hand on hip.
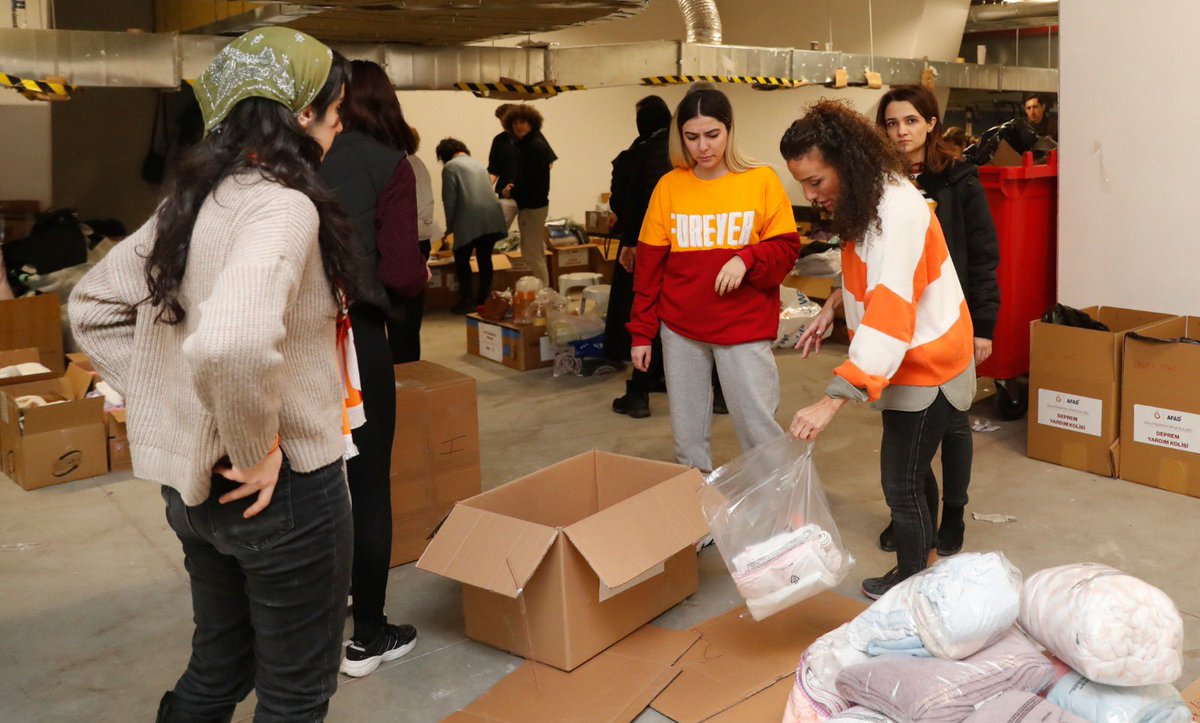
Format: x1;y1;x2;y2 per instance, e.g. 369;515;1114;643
973;337;993;366
790;396;847;441
631;345;652;372
715;256;747;296
216;447;284;519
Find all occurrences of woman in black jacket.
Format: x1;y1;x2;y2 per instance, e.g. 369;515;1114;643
875;84;1000;558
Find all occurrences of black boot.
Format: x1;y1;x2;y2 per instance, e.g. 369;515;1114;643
937;505;965;556
612;381;650;418
878;521;896;552
450;297;475;315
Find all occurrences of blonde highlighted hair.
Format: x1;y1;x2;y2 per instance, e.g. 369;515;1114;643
668;88;764;174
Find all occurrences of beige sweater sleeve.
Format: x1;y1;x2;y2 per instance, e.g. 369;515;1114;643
181;190;320;471
69;218;158;397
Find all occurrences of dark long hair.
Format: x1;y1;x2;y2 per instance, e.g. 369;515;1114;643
780;100;906;244
668;88;760;172
876;85;957;173
146;52;359;324
341;60;416;154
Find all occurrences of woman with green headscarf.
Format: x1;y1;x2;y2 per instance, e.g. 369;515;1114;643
70;28;360;721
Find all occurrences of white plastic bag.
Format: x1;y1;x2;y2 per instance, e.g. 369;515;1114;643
701;436;852;620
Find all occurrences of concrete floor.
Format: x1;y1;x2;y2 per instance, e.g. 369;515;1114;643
2;313;1198;722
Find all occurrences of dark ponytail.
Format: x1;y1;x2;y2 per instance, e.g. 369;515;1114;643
145;52;361;323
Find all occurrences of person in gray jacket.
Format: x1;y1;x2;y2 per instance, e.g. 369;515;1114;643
436;137;508;314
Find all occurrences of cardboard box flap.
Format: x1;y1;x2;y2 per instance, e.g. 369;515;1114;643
22;399;101;434
652;593;866;723
416;504;558;598
63;363;94;398
0;348;40;366
563;469;708;589
110;408;127;424
447;625;699;723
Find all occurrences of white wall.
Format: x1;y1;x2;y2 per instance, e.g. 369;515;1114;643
401;83;894;229
1058;0;1194;315
0;94;52;208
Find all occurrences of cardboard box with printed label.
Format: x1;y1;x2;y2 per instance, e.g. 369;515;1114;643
1119;316;1200;497
389;361;481;566
549;244;594;286
465;314;555;371
0;294;64;374
0;364;107;490
1027;306;1176;476
417;450;708;672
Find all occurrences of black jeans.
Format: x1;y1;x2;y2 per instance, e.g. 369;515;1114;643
880;392;958;577
387;240;430;364
347;303;397;644
453;236;499;306
160;458;352;722
927;408;972;509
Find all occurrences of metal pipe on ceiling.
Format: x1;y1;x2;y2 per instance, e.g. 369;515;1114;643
675;0;722;44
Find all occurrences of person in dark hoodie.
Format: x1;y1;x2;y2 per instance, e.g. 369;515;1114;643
318;59;426;679
606;96;672;417
607;95;728;419
875;84;1000;559
501;104;556;286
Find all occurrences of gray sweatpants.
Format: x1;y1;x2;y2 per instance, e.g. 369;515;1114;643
660;323;783;472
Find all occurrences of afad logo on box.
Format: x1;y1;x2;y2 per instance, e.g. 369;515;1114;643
1155;411;1161;420
1056;395;1062;403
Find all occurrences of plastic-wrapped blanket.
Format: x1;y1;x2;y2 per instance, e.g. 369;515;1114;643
828;707;895;722
963;691;1087;722
835;627;1054;723
731;525;852;621
1046;671;1190;723
1020;564;1183;686
795;624;871;719
845;552;1022;661
783;672;825;723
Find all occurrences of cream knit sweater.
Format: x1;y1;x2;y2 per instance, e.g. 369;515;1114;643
70;173;346;506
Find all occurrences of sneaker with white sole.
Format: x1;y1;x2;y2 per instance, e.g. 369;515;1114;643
340;623;417;678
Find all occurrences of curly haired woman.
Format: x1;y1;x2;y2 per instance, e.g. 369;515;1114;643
780;101;976;600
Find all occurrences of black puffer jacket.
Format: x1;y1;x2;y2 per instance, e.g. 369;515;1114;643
917;160;1001;339
609;106;672;248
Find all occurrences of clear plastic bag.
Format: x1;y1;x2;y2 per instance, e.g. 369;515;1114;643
701;436;853;621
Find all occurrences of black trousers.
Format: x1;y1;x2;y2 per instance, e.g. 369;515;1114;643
453;236;499;306
346;303;397;644
387;239;430;364
160;459;351;722
880;392;958;577
929;408;972;509
605;255;665;391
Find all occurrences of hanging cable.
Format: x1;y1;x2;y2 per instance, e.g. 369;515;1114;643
867;0;875;70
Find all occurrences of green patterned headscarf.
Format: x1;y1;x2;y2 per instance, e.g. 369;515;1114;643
196;27;334;135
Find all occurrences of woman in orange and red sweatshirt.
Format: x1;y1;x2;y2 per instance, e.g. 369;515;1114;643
629;88;802;472
782;101;976;600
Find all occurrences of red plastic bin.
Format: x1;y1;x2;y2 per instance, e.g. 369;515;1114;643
976;150;1058;382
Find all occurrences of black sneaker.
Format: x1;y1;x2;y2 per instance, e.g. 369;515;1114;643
861;568;909;600
878;522;896;552
612;389;650;418
712;387;729;415
340;623;417;678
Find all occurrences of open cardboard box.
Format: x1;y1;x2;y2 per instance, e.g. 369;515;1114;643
418;450;708;672
1119;316;1200;497
389;361;481;566
0;294;65;374
0;363;107;489
1027;306;1176;477
0;348;56;386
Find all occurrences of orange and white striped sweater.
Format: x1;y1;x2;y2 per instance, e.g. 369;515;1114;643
833;176;974;403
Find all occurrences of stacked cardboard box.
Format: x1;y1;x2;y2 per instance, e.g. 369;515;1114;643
1119;316;1200;497
389;361;481;566
0;294;65;374
1027;306;1175;476
548;244;594;287
465;313;554;371
419;449;708;671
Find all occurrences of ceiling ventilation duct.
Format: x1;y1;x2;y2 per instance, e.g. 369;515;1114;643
675;0;721;44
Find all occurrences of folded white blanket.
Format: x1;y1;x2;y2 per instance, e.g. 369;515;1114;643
800;624;870;717
1046;671;1190;723
1020;564;1183;686
846;552;1020;661
732;525;852;621
828;707;894;723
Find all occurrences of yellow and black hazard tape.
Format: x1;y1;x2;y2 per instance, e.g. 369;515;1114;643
0;72;76;100
454;81;584;98
642;75;804;89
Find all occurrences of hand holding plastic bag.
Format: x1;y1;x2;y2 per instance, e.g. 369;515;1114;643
701;436;853;621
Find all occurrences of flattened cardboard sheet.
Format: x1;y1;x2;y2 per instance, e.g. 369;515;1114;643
446;625;700;723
